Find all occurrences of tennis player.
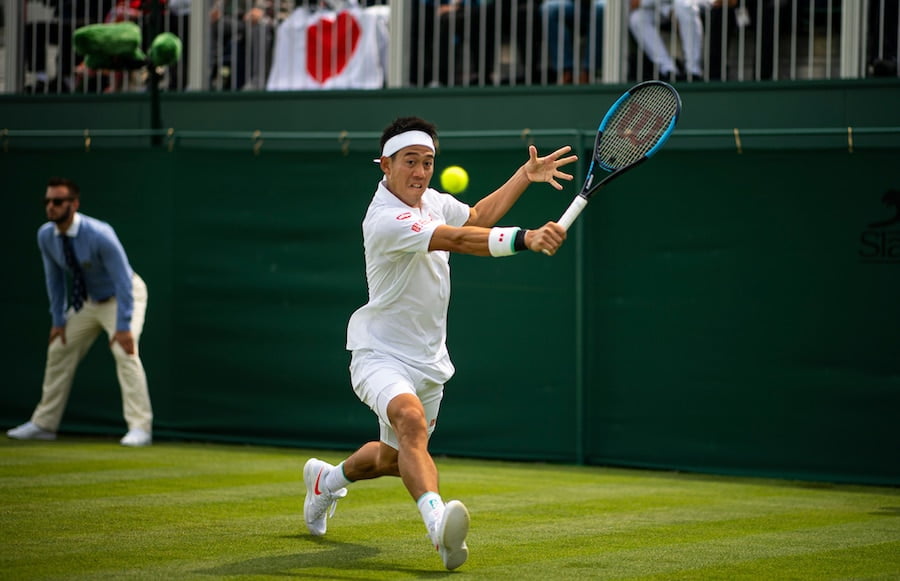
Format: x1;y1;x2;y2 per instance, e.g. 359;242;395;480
302;116;577;570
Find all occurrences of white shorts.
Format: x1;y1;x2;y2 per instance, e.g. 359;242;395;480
349;349;446;450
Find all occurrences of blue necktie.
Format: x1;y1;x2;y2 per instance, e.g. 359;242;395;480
61;235;86;312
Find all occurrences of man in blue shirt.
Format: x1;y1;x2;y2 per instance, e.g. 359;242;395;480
7;177;153;446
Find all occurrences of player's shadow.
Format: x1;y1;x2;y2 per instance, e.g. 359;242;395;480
195;536;451;578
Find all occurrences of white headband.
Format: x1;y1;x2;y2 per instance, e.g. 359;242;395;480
373;130;436;163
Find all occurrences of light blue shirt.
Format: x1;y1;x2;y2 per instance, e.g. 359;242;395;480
37;212;136;332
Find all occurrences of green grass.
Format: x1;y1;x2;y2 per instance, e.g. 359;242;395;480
1;438;898;580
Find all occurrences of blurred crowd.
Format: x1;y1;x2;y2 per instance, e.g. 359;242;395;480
11;0;898;94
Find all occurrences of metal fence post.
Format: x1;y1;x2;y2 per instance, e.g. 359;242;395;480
387;0;408;88
3;0;22;93
841;0;864;78
188;0;210;90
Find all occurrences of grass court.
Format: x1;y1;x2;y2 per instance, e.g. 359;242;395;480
2;438;898;579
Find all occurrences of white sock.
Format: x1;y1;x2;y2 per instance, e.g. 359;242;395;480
324;461;352;492
417;491;445;535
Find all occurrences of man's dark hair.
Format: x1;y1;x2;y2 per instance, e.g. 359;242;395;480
380;117;439;153
47;177;80;199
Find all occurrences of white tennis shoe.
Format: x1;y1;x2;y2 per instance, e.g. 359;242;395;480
7;421;57;441
120;428;152;447
430;500;470;570
303;458;347;536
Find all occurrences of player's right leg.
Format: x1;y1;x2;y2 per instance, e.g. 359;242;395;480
429;499;470;570
386;381;469;569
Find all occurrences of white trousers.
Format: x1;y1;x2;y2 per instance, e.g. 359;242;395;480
31;273;153;433
629;0;706;76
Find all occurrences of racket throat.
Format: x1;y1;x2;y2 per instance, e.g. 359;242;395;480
585;174;594;191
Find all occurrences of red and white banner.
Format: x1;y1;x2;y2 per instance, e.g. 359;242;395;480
267;4;389;90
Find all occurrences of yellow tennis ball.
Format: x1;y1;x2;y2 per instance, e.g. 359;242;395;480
440;165;469;194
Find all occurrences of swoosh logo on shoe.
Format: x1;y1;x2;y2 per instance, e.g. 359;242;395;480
314;469;324;496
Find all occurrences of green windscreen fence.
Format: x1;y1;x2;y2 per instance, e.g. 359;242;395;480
2;138;898;486
581;149;899;485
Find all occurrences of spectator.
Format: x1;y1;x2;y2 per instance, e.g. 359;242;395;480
30;0;114;92
745;0;790;80
868;0;899;77
629;0;706;80
704;0;747;81
165;0;192;89
409;0;497;86
210;0;286;90
542;0;606;84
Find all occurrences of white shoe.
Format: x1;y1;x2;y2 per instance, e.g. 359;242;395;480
120;428;152;447
303;458;347;536
7;421;57;441
430;500;470;570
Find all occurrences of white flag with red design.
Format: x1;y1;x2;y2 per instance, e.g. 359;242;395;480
267;4;389;90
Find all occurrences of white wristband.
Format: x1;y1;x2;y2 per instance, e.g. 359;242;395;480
488;227;520;257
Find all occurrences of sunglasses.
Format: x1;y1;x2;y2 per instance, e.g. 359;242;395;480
45;197;75;207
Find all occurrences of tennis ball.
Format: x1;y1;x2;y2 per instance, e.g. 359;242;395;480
440;166;469;194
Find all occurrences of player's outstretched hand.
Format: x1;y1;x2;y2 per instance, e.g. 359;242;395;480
526;222;567;255
524;145;578;190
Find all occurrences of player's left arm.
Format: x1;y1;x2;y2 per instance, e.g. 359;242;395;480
465;145;577;228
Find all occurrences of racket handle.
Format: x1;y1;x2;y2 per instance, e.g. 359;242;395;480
542;195;589;256
557;195;589;231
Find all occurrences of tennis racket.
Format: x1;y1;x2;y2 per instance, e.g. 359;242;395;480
553;80;682;232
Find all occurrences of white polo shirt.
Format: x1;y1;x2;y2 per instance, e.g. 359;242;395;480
347;180;470;379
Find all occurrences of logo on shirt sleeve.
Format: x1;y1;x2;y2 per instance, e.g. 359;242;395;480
410;213;433;233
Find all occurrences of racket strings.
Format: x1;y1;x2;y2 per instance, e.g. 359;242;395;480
598;85;679;170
